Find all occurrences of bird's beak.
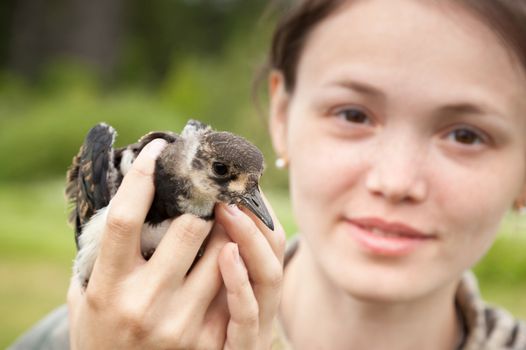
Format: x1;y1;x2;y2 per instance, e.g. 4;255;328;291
240;188;274;231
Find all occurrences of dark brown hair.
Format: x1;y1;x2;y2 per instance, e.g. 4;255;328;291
269;0;345;92
267;0;526;93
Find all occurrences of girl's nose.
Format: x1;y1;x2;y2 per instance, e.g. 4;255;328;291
365;134;428;204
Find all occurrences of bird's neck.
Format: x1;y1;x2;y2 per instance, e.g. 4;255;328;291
145;141;188;224
145;139;216;224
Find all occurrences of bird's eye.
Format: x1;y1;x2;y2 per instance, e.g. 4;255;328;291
212;162;229;176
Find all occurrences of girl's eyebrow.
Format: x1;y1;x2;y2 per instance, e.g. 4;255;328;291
434;101;507;121
329;79;386;101
436;103;486;116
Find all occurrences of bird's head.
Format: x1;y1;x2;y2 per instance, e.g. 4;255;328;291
189;130;274;230
172;120;273;230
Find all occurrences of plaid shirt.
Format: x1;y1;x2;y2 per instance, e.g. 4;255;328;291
9;239;526;350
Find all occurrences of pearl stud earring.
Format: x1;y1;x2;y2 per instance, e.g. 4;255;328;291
275;157;288;169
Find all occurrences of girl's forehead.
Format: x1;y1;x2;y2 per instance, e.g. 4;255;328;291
303;0;513;69
296;0;526;111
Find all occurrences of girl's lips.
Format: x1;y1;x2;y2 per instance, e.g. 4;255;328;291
346;217;436;257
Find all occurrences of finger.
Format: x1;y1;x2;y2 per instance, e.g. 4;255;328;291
97;139;167;278
215;204;283;326
184;223;231;315
241;190;286;264
147;214;213;284
219;243;258;349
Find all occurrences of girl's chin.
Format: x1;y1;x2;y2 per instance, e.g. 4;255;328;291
322;252;438;303
337;271;430;303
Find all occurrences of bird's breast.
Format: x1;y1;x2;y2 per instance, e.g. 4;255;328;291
141;219;173;255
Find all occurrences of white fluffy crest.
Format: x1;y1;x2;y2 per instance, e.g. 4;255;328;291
182;120;210;169
181;119;211;139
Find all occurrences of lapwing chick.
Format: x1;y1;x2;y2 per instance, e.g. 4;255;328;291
66;119;273;287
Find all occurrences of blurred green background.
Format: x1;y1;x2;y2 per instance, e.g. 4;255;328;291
0;0;525;347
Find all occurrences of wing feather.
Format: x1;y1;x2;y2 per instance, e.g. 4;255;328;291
66;123;117;248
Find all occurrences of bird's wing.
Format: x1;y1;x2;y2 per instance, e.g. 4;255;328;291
117;130;179;168
118;130;179;167
137;130;179;146
66;123;117;249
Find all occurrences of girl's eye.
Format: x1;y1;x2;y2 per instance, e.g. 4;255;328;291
447;128;485;145
336;108;371;124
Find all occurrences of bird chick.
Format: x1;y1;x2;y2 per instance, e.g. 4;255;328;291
66;120;273;287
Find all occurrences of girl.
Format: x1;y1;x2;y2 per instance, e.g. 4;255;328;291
267;0;526;349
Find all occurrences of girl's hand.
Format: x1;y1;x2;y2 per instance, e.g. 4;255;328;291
214;200;286;350
67;139;286;350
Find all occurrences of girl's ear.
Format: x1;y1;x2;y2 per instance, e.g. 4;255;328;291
269;70;290;160
511;173;526;211
513;185;526;211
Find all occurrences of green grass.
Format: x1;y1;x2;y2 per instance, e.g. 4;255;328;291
0;180;74;347
0;180;525;348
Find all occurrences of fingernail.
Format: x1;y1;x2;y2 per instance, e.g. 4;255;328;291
225;204;241;216
143;139;167;159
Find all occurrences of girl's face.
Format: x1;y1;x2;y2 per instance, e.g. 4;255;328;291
270;0;526;301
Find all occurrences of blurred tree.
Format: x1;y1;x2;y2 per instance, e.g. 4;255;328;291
8;0;124;79
119;0;266;85
4;0;266;84
0;0;16;68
